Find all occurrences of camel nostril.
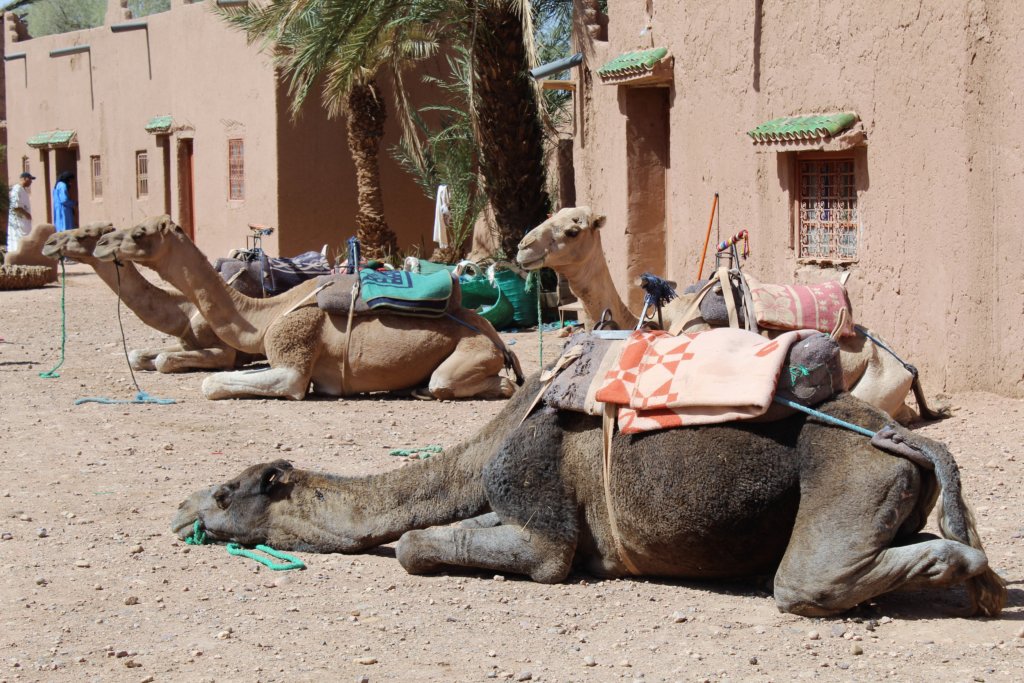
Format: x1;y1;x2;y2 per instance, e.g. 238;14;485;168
518;235;536;250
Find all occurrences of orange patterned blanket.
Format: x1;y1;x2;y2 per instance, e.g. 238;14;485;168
594;327;817;434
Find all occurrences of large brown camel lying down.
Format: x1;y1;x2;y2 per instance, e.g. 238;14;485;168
515;206;946;424
93;216;522;400
173;373;1005;618
42;224;257;373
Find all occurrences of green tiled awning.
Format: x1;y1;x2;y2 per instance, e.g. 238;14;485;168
145;115;173;134
747;113;859;143
597;47;670;81
27;129;77;148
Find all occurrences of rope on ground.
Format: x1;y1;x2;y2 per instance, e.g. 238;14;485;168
184;520;305;570
39;259;68;379
74;261;178;405
389;444;443;458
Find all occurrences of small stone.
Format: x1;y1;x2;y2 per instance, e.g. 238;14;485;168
807;630;820;641
831;624;847;638
353;657;377;665
670;611;688;623
19;514;31;522
115;651;129;658
36;528;48;538
1;532;12;540
74;560;90;569
515;672;532;681
163;443;174;451
35;576;48;586
851;644;864;655
749;656;758;665
356;676;369;683
217;630;232;640
124;596;139;606
879;616;892;624
1015;626;1024;639
130;545;144;554
124;660;142;668
493;574;506;582
583;656;597;667
141;677;155;683
838;663;850;670
617;659;631;667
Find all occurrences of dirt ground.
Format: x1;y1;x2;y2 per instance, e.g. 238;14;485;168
1;264;1022;683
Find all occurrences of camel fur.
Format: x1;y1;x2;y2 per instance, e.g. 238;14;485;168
515;206;946;423
173;373;1004;618
42;224;256;373
94;216;521;400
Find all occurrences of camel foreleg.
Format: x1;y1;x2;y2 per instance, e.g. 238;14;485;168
128;344;184;371
153;346;239;374
201;366;309;400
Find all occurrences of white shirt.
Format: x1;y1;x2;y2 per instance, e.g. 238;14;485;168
7;183;31;252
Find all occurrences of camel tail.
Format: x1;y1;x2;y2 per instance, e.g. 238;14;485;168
920;438;1007;617
911;374;951;421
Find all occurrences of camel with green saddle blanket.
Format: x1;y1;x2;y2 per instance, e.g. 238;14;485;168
42;223;259;373
92;216;522;401
515;206;947;424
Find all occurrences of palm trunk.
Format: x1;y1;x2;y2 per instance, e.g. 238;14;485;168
347;80;398;259
472;2;551;258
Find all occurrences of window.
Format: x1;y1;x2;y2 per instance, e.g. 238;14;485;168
91;155;103;200
136;151;149;198
797;157;858;261
228;138;244;201
21;156;30;175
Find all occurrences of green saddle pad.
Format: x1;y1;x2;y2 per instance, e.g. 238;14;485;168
359;268;454;317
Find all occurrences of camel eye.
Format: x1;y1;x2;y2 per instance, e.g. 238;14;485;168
564;226;581;237
132;230;144;239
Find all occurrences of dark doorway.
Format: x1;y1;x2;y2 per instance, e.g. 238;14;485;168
159;136;172;216
176;138;195;240
624;87;670;312
54;147;80;225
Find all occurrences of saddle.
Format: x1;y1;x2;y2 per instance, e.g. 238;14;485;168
314;271;463;318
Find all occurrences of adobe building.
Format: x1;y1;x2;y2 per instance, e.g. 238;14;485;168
3;0;434;260
566;0;1024;397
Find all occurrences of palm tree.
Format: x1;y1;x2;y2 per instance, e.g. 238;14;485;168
221;1;446;259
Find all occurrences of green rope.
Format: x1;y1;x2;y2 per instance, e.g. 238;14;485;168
525;271;542;367
39;259;68;379
183;520;305;570
389;444;443;458
787;364;810;385
184;519;207;545
226;543;306;571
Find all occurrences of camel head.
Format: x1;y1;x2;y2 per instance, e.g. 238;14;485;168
93;215;182;262
42;223;115;260
172;460;295;545
516;206;606;271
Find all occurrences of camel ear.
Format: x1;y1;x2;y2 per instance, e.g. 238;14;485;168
592;214;607;229
259;460;294;494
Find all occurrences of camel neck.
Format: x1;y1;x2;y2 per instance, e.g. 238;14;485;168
81;257;194;339
153;234;294;354
559;239;638;329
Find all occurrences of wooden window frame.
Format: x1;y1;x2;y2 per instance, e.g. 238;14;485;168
90;155;103;200
136;151;149;199
228;138;244;201
791;151;860;264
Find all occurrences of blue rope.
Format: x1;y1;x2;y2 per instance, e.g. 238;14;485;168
75;391;176;406
773;396;877;438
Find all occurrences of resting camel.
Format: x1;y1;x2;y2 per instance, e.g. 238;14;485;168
516;206;945;423
173;372;1005;617
4;223;58;281
41;224;254;373
93;216;521;400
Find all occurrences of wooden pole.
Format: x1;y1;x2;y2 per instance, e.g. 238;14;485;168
695;193;719;281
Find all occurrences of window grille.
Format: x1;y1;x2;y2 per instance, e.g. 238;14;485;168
91;155;103;199
228;139;244;201
21;156;30;175
798;158;858;261
136;151;149;198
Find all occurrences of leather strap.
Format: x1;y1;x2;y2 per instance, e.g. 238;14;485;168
517;344;585;428
718;266;739;329
602;403;642;575
667;279;716;336
340;280;360;396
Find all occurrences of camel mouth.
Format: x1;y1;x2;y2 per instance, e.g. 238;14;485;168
516;254;546;270
41;245;62;259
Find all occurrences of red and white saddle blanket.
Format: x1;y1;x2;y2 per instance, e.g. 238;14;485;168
594;327;820;434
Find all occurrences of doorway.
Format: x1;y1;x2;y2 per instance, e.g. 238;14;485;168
624;87;670;312
176;138;195;240
54;147;80;225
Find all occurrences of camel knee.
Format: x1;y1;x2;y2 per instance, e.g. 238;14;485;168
395;530;442;575
128;349;156;371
